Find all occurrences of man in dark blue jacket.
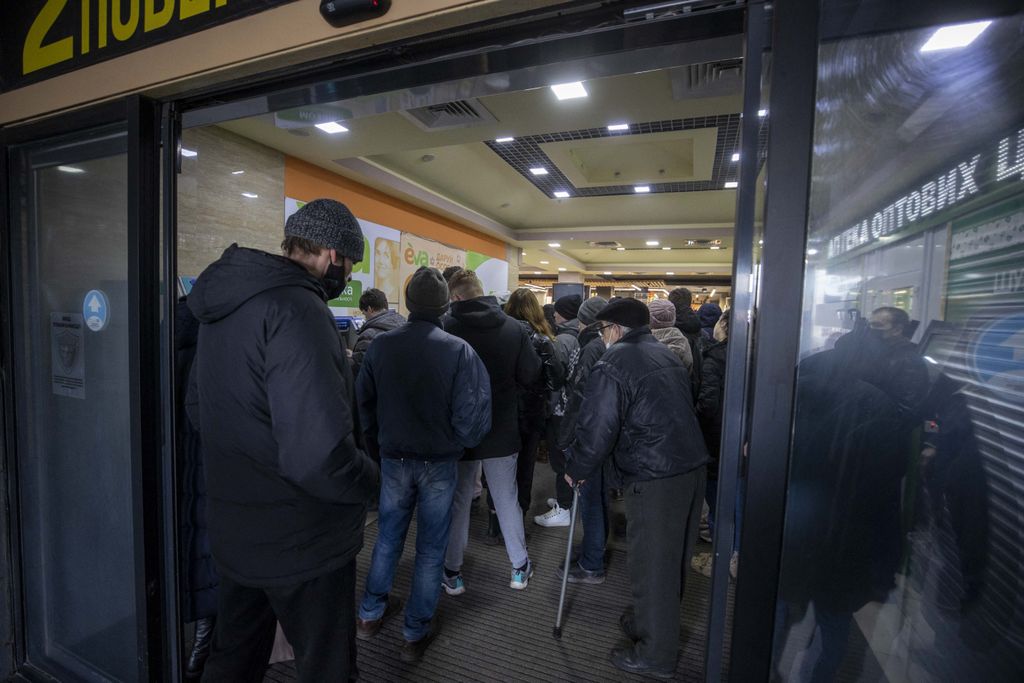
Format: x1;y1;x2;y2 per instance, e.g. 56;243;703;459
565;297;708;679
354;267;491;662
188;199;380;682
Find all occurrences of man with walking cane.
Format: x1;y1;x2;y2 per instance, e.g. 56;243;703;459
563;298;708;679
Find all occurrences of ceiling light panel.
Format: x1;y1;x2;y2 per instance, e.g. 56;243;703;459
920;21;992;52
634;186;651;193
607;123;630;131
553;191;570;198
315;121;349;134
550;82;588;100
530;167;548;176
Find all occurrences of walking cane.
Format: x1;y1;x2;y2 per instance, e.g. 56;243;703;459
553;483;581;639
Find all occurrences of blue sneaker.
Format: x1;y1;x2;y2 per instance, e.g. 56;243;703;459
510;561;534;590
442;573;465;596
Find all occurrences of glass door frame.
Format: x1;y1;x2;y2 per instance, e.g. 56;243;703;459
0;96;172;681
729;0;1024;679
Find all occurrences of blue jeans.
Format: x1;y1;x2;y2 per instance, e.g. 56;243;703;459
577;466;608;572
358;458;457;642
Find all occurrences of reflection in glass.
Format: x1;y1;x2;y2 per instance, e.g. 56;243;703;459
774;13;1024;682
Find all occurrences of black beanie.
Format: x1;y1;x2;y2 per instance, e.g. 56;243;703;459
285;199;364;263
554;294;583;320
596;297;650;329
405;267;449;317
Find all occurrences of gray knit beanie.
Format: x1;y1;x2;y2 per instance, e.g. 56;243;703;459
577;296;608;325
284;199;364;263
649;299;676;329
405;267;450;317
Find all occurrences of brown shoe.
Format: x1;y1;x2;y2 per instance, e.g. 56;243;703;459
356;596;402;641
400;624;439;663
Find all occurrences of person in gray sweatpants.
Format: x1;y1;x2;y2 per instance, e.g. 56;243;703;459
442;270;542;592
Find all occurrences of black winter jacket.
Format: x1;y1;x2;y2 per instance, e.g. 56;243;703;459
674;304;703;398
565;327;708;484
187;245;379;587
696;339;727;479
516;322;565;434
445;296;543;459
357;315;492;460
352;309;405;377
557;323;606;448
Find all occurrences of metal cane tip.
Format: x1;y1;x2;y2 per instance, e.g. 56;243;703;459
553;626;562;639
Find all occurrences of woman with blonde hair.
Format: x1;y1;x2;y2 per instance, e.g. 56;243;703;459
505;289;555;340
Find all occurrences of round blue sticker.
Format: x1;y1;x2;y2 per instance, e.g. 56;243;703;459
83;290;110;332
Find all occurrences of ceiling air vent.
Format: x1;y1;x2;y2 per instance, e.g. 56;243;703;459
588;241;623;248
401;99;498;131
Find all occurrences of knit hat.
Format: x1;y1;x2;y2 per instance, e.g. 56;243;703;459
405;266;449;317
284;199;364;263
577;296;608;325
554;294;583;321
596;297;650;329
648;299;676;329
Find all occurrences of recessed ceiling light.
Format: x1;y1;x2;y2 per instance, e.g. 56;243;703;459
724;181;739;189
550;81;588;100
553;191;570;198
662;246;671;251
806;248;819;256
495;137;515;143
634;186;651;193
603;272;612;275
607;123;630;131
558;267;567;272
180;148;197;158
241;192;259;199
231;170;245;175
710;245;721;250
666;272;675;275
731;153;740;162
315;121;349;134
921;20;992;52
548;242;560;247
646;240;659;246
757;109;768;118
616;247;626;251
534;271;542;275
540;260;550;264
530;167;549;176
57;165;86;173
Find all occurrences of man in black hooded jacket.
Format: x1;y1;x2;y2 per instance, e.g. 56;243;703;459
187;199;380;682
669;287;703;397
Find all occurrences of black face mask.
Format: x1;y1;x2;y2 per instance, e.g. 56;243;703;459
322;260;347;300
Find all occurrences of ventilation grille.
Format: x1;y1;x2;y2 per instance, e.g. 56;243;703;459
671;60;743;98
588;240;623;248
401;99;498;131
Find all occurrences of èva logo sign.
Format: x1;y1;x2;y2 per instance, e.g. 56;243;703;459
23;0;231;76
404;246;430;268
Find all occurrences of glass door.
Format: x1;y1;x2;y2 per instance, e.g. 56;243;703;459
2;99;168;681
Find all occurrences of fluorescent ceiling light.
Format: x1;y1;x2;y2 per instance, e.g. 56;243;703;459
241;192;259;199
530;167;549;176
180;148;197;158
558;267;568;271
662;246;671;251
57;165;85;173
607;123;630;131
757;109;768;118
231;170;245;175
616;247;626;251
920;21;992;52
645;240;659;246
495;137;515;143
634;186;651;193
666;272;675;275
535;271;542;275
710;245;721;250
548;242;560;247
731;153;740;162
724;181;739;189
540;260;550;264
553;191;570;198
603;272;612;275
550;81;588;100
315;121;349;134
806;248;819;256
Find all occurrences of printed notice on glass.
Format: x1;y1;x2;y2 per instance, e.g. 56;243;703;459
51;313;85;399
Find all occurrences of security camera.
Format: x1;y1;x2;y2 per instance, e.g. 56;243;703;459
319;0;391;28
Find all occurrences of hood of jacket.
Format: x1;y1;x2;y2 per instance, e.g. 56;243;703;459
188;244;325;323
698;302;722;329
450;296;506;329
361;309;405;334
578;321;602;348
674;305;701;335
652;325;687;346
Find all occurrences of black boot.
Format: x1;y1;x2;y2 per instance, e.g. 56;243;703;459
186;617;215;679
484;511;503;545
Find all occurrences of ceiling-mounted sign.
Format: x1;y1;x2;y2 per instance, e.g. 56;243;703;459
1;0;301;93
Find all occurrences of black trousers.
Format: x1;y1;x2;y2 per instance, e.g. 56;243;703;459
545;416;574;509
202;561;358;683
623;468;705;669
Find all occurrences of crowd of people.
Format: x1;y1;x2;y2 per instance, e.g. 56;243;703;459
179;199;735;681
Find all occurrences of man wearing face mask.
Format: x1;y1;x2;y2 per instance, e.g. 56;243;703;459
187;198;380;682
563;297;707;679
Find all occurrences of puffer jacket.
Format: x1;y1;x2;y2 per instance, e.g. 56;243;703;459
674;303;703;397
352;309;405;377
516;321;565;433
557;322;606;448
445;296;543;459
565;327;707;483
357;314;491;460
187;244;379;587
698;302;722;340
696;339;727;478
652;326;694;373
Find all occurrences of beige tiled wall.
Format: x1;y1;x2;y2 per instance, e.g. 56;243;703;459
177;126;285;278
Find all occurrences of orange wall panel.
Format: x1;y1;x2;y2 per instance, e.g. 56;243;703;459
284;157;507;260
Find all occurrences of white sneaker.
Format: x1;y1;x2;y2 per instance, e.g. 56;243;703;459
729;551;739;580
534;501;570;527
